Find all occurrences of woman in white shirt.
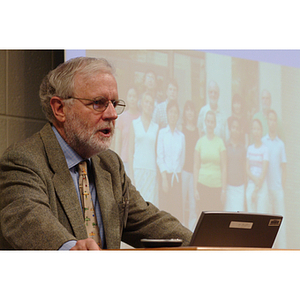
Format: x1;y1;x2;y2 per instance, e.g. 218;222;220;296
114;87;140;173
157;100;185;223
129;92;159;206
246;119;270;213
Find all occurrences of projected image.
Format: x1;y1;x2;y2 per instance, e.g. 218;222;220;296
78;50;299;249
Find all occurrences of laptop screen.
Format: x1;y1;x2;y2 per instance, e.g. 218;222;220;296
190;211;283;248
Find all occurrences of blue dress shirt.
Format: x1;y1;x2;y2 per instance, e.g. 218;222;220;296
52;126;106;250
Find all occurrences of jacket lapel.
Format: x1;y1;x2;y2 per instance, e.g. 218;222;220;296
40;124;87;240
92;155;121;249
52;173;87;240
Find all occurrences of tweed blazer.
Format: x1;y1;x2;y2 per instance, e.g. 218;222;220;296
0;123;192;250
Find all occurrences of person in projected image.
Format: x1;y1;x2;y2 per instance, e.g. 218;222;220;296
155;77;165;105
0;57;192;250
128;92;159;207
225;94;249;147
252;89;284;142
197;80;225;140
114;87;140;174
181;100;200;230
194;110;227;213
262;109;287;248
152;79;178;129
225;117;247;212
157;100;185;223
141;70;158;106
246;119;270;213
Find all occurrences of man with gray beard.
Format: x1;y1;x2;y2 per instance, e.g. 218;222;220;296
0;57;192;250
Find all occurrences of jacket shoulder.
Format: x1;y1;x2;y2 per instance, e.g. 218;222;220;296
96;149;123;172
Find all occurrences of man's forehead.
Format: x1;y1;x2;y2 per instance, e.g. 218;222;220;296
268;111;277;120
262;90;271;99
74;72;118;97
75;71;115;84
208;86;219;93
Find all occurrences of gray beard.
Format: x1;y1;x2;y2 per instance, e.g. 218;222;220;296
64;113;114;158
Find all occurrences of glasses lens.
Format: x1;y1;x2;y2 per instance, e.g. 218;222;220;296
114;100;126;115
93;98;107;112
92;98;126;115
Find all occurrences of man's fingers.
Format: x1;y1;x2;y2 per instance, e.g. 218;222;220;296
70;238;101;250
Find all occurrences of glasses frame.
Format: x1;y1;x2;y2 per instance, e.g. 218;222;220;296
63;96;126;115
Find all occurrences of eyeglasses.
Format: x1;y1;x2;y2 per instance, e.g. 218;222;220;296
64;96;126;115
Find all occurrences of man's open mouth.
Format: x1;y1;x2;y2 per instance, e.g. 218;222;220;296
99;127;113;136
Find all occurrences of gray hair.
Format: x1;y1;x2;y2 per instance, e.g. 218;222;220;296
39;56;115;122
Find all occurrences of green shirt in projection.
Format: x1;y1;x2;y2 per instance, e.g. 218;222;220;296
195;135;226;188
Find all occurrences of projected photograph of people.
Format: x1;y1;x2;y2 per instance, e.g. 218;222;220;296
74;50;299;249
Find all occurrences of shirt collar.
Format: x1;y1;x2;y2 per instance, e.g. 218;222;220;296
264;133;279;141
165;125;179;134
51;125;85;169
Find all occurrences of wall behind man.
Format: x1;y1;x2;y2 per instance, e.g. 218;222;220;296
0;50;64;156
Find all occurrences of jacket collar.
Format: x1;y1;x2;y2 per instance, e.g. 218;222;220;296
92;155;121;249
39;123;88;240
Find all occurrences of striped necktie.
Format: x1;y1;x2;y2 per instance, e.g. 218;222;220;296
78;161;101;248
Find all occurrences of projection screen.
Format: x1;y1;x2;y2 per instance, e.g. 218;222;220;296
65;49;300;249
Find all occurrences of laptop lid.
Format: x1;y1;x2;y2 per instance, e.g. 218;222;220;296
190;211;283;248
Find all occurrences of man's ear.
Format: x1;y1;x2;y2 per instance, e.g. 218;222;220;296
50;96;66;123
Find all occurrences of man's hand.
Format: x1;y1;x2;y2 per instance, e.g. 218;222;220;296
70;238;101;250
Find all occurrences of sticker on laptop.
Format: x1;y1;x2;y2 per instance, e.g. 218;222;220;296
268;219;281;226
229;221;253;229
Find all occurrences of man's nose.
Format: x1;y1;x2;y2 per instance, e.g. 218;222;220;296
103;101;118;120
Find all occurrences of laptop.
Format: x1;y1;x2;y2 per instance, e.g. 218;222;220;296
189;211;283;248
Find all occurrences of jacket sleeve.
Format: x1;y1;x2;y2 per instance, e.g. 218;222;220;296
0;145;79;250
103;151;193;248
